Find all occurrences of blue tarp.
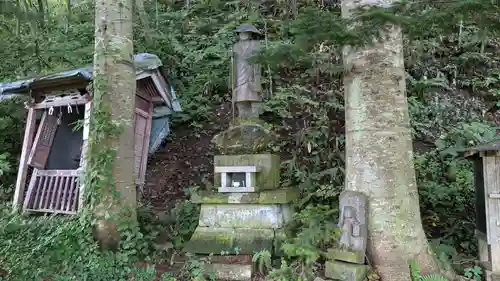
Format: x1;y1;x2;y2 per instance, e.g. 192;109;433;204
149;115;171;155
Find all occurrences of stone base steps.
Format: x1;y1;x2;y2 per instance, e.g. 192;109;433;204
207;263;252;281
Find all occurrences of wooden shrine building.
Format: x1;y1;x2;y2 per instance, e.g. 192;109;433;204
465;140;500;281
0;53;181;215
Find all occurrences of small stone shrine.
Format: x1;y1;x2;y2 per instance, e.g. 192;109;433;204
325;190;368;281
183;24;298;281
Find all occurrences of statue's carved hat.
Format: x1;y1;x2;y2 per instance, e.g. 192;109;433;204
234;24;262;35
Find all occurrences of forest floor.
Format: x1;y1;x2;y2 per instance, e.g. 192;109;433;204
139;102;235;279
143;102;232;213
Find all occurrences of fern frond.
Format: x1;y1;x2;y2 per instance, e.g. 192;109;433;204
420;274;449;281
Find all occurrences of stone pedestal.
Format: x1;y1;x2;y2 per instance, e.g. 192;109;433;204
212;123;273;155
326;248;364;264
324;248;367;281
184;189;297;255
325;260;367;281
184;154;297;280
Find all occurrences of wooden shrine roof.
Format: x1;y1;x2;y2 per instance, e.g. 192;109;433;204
463;139;500;158
0;53;164;96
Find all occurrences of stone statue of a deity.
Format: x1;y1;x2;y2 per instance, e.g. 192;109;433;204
231;24;263;119
337;191;368;254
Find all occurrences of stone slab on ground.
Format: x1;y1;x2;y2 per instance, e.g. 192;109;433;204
486;270;500;281
205;263;252;281
209;255;253;264
325;260;367;281
183;227;275;255
190;188;299;204
326;248;365;264
198;204;292;229
214;154;280;191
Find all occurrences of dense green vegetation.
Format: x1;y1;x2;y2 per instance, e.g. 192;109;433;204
0;0;499;280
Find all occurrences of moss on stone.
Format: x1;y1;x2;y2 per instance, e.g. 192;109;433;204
258;188;298;204
326;248;365;264
325;260;367;281
204;263;252;281
190;191;230;204
183;227;275;255
212;123;274;154
190;188;299;204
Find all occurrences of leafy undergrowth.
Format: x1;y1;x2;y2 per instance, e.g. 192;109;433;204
1;0;500;280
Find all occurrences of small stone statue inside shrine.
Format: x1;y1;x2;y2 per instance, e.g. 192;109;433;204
338;191;368;254
232;24;263;119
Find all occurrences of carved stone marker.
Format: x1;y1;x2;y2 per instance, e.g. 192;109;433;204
325;190;368;281
338;190;367;257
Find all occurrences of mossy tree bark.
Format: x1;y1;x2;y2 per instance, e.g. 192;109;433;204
89;0;137;249
341;0;443;280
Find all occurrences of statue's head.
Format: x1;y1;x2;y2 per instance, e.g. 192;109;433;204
234;24;262;41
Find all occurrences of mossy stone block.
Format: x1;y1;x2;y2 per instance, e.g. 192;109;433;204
190;188;299;204
183;227;274;255
326;248;365;264
325;260;367;281
205;263;252;281
214;154;280;191
212;123;274;154
259;188;298;204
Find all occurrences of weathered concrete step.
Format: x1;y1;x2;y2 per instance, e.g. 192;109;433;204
206;263;252;281
184;227;275;255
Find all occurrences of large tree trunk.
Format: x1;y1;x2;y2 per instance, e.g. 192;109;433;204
341;1;443;280
90;0;137;249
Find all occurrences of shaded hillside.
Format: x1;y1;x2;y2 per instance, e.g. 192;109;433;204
143;102;232;211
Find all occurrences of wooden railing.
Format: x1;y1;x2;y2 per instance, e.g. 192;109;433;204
23;169;81;215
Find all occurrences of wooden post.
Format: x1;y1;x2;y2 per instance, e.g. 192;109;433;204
78;101;91;213
140;109;152;188
12;107;37;213
476;230;491;270
150;71;172;108
483;154;500;274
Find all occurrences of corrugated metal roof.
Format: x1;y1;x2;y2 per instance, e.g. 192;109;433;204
0;53;163;95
